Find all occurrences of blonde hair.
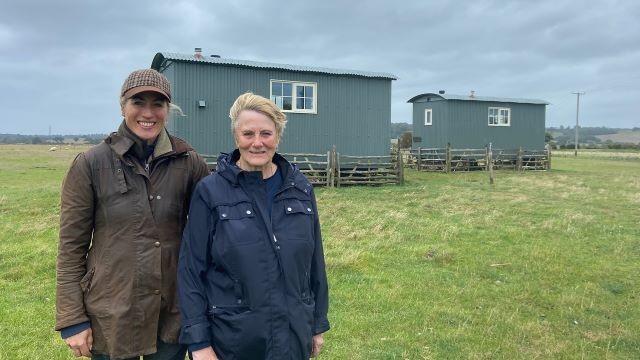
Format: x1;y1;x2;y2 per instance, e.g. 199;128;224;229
229;92;287;140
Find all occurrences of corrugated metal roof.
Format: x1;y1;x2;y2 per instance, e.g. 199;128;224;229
408;93;549;105
153;52;397;80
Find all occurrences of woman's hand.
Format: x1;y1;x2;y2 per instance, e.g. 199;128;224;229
64;328;93;357
311;333;325;357
192;346;219;360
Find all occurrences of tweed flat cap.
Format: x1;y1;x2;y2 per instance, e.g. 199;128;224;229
121;69;171;101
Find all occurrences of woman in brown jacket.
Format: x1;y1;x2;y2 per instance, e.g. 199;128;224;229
55;69;209;359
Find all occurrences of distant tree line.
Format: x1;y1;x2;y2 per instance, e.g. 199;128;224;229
546;126;640;149
390;124;639;150
390;123;412;139
0;134;106;145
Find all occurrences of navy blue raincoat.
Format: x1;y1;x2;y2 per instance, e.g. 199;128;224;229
178;150;330;359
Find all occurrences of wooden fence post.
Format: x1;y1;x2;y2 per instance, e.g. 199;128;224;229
333;146;341;188
445;143;452;173
326;150;332;187
416;147;422;171
485;146;489;171
516;146;523;171
397;147;404;185
545;144;551;170
488;142;494;185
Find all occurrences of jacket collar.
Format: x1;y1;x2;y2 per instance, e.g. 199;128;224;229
217;150;298;187
153;128;174;158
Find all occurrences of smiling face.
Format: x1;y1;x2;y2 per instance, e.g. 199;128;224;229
234;110;279;172
121;91;169;142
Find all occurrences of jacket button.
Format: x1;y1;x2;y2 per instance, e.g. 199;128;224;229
221;213;227;218
156;195;162;200
276;245;280;250
237;299;242;304
154;290;160;295
246;210;251;215
287;207;292;212
154;242;160;247
149;195;154;200
307;208;312;212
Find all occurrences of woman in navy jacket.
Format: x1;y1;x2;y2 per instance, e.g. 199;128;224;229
178;93;330;359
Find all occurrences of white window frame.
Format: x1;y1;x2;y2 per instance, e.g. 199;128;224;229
488;107;511;126
270;79;317;114
424;108;432;126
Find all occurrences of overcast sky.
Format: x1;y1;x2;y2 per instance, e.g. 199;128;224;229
1;0;639;134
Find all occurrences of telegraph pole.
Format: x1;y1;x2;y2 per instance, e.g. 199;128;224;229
572;92;585;157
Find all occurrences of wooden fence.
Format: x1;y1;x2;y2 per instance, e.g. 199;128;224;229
201;154;218;172
336;154;402;186
282;153;332;186
201;149;404;187
409;144;551;172
450;148;488;172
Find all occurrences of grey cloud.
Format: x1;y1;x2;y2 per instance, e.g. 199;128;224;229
1;0;639;134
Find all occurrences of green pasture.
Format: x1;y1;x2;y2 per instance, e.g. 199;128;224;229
0;145;638;359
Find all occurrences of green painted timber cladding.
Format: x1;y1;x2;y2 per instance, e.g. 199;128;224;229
159;61;392;156
411;98;546;150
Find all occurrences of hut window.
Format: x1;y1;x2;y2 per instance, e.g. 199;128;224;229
270;80;317;114
424;108;432;126
488;107;510;126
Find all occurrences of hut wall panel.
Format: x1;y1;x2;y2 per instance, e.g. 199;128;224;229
164;62;391;156
412;100;449;148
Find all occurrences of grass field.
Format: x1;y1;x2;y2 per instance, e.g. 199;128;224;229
0;145;638;359
595;130;640;144
553;149;640;161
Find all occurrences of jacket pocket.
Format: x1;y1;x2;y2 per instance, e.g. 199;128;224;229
300;271;311;301
79;267;95;294
284;199;314;216
283;199;315;240
300;297;316;356
216;202;260;246
82;261;111;316
208;305;267;359
217;202;255;220
207;304;252;319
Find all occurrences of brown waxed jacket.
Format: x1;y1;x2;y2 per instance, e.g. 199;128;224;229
55;128;209;359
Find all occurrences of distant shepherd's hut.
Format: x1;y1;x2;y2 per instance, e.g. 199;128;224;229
408;91;548;150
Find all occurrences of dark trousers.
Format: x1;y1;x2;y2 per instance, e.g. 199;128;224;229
91;339;186;360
